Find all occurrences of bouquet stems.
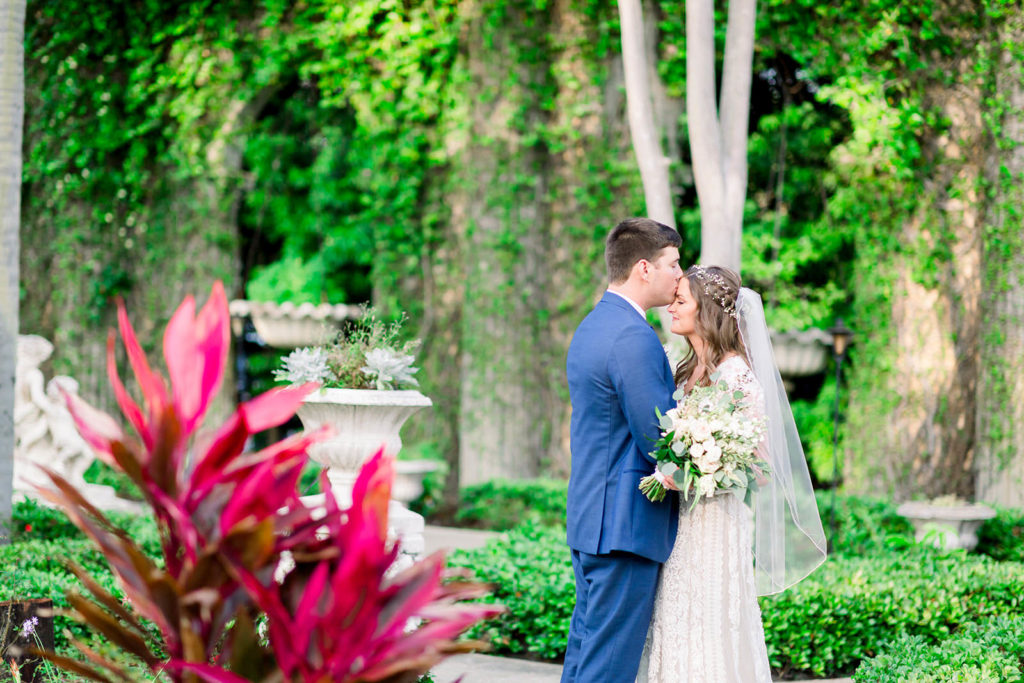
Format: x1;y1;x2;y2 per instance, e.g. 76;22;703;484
638;475;667;502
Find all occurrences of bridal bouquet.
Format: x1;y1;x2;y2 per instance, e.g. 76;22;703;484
639;373;768;507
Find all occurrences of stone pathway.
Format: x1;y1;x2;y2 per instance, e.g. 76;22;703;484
424;525;854;683
423;524;500;556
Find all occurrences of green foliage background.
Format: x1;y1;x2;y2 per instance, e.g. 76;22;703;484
18;0;1024;496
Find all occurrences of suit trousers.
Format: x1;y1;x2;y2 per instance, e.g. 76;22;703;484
560;549;661;683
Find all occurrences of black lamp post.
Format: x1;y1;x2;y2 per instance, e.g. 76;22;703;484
827;318;853;547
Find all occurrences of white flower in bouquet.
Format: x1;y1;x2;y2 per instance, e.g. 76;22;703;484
691;422;713;442
697;448;721;475
697;474;717;498
361;347;420;391
639;372;769;506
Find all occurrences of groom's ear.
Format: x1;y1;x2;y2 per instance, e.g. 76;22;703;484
636;258;650;283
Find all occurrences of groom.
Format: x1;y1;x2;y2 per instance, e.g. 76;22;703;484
561;218;683;683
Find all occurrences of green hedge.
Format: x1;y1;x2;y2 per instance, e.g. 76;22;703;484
0;537;130;654
814;491;914;557
10;498;162;557
450;479;569;531
976;507;1024;563
440;478;919;558
761;550;1024;677
854;617;1024;682
450;523;1024;678
448;521;573;659
4;500;163;655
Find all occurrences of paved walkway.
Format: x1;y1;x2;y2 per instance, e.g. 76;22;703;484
423;524;500;556
432;652;854;682
423;525;853;683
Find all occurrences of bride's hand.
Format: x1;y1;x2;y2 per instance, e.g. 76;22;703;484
653;469;681;491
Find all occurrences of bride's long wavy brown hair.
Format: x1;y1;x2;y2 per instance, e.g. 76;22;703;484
674;265;748;389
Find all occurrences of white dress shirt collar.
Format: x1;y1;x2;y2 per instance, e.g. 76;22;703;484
607;290;646;319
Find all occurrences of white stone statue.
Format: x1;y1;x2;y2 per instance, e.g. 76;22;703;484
14;334;143;513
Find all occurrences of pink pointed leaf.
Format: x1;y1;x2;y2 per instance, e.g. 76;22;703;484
163;293;202;435
193;281;230;430
161;661;252;683
239;383;320;433
105;331;150;449
64;392;124;465
116;297;168;417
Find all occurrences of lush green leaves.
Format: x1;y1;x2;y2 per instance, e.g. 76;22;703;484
855;617;1024;682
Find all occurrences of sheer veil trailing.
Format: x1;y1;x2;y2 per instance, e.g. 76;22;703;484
736;288;827;595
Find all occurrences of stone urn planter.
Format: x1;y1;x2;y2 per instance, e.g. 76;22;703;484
896;500;996;551
295;388;433;563
769;328;832;378
228;300;359;348
296;388;433;502
393;460;442;504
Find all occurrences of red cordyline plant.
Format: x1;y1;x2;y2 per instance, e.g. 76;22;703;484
35;282;502;683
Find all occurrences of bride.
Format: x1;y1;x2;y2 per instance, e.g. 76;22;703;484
637;265;828;682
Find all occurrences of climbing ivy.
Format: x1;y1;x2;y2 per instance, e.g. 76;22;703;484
19;0;1021;493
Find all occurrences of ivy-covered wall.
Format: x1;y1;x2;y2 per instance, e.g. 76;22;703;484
764;0;1024;501
19;0;1023;502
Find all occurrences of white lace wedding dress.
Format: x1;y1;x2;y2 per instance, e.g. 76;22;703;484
637;355;772;683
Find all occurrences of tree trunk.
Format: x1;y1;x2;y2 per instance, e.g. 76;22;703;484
687;0;755;272
541;0;640;476
616;0;682;347
618;0;674;225
451;0;552;486
0;0;26;536
439;1;644;486
846;3;988;500
975;5;1024;506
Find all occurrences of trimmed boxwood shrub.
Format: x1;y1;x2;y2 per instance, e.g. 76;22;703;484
448;521;573;659
815;491;914;557
854;617;1024;682
10;498;161;557
761;550;1024;678
452;479;569;531
442;477;919;560
0;538;134;653
451;523;1024;678
3;500;163;656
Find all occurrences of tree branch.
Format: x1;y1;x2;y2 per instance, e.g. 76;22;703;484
618;0;675;226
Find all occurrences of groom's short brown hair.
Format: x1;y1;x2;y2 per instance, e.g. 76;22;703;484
605;218;681;284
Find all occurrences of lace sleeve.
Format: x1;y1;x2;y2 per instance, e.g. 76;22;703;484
718;358;764;420
719;358;769;475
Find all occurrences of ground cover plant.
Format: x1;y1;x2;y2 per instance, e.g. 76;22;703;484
2;500;160;654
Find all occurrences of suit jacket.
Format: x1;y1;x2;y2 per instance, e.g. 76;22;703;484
565;292;679;563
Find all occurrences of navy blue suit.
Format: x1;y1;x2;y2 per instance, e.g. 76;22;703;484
561;292;679;683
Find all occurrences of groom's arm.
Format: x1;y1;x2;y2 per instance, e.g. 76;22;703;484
608;326;675;466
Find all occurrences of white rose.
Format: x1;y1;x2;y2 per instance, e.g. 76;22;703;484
703;443;722;461
689;442;706;459
691;422;712;442
698;474;717;498
697;455;720;475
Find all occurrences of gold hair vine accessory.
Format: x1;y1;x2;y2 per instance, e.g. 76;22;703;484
691;265;739;319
